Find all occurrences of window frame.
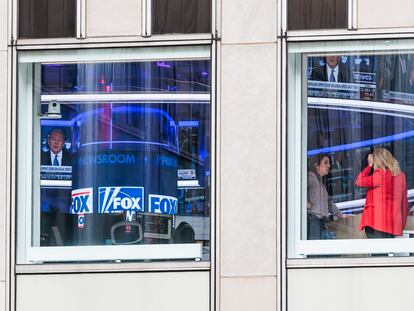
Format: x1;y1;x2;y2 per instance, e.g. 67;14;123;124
287;0;349;31
282;0;357;35
150;0;212;35
14;0;215;42
17;0;79;39
16;45;214;264
283;0;414;38
287;38;414;258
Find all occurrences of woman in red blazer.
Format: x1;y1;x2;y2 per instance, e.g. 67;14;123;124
356;148;408;238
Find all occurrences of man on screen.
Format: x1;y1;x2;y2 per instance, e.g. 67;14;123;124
310;56;350;83
41;129;71;166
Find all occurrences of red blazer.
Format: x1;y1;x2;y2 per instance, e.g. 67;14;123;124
356;166;408;236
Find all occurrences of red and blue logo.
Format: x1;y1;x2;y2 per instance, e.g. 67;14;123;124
71;188;93;214
78;213;85;228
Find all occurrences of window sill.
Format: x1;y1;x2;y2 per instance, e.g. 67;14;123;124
15;260;210;275
14;33;213;49
287;256;414;269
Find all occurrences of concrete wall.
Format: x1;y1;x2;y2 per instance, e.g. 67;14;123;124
358;0;414;29
86;0;141;37
288;267;414;311
220;0;278;310
17;272;209;311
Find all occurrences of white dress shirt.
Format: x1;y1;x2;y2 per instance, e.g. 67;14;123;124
326;65;339;82
50;150;63;166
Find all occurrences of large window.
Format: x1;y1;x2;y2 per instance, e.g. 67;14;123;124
17;46;212;263
288;40;414;258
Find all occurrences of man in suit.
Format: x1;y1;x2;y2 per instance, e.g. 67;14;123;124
41;129;71;166
310;56;350;83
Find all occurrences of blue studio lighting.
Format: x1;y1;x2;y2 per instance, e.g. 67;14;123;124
308;129;414;156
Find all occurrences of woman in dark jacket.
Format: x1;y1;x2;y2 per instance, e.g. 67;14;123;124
307;154;342;240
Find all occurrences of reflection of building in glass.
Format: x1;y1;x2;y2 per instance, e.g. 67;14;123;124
308;54;414;103
308;102;414;211
38;60;211;252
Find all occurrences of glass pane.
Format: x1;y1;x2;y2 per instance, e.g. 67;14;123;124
19;0;76;38
18;55;211;262
152;0;211;34
288;0;347;30
305;52;414;243
41;61;211;94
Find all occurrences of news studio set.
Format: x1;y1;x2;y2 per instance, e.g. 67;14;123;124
306;53;414;239
37;59;211;260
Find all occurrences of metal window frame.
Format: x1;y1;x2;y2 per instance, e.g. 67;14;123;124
279;18;414;311
278;2;414;311
211;39;219;311
286;0;414;39
13;44;215;265
8;1;218;311
348;0;358;31
7;46;16;311
11;0;17;41
12;0;215;43
141;0;152;37
276;36;287;311
285;38;414;259
9;40;216;311
76;0;86;39
141;0;214;38
283;0;356;34
12;0;83;40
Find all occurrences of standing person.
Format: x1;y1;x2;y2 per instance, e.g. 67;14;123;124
307;154;342;240
41;129;71;166
355;148;408;238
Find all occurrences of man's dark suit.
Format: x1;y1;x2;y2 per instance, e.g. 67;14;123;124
310;64;350;83
41;150;72;166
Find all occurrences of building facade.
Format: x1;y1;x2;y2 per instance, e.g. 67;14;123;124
1;0;414;311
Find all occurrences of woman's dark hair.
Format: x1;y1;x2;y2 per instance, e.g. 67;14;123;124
308;153;331;180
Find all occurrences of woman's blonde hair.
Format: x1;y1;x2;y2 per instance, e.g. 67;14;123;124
373;148;401;176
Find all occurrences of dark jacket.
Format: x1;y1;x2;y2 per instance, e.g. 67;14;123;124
310;64;350;83
41;150;72;166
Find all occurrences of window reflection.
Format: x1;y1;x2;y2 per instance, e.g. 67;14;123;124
307;53;414;241
308;54;414;101
38;61;211;260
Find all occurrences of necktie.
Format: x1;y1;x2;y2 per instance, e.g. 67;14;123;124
329;69;335;82
53;155;59;166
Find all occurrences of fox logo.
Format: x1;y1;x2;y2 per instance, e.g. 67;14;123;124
148;194;178;215
99;187;144;213
71;188;93;214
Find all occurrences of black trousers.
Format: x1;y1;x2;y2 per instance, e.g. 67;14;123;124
307;214;325;240
365;226;395;239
